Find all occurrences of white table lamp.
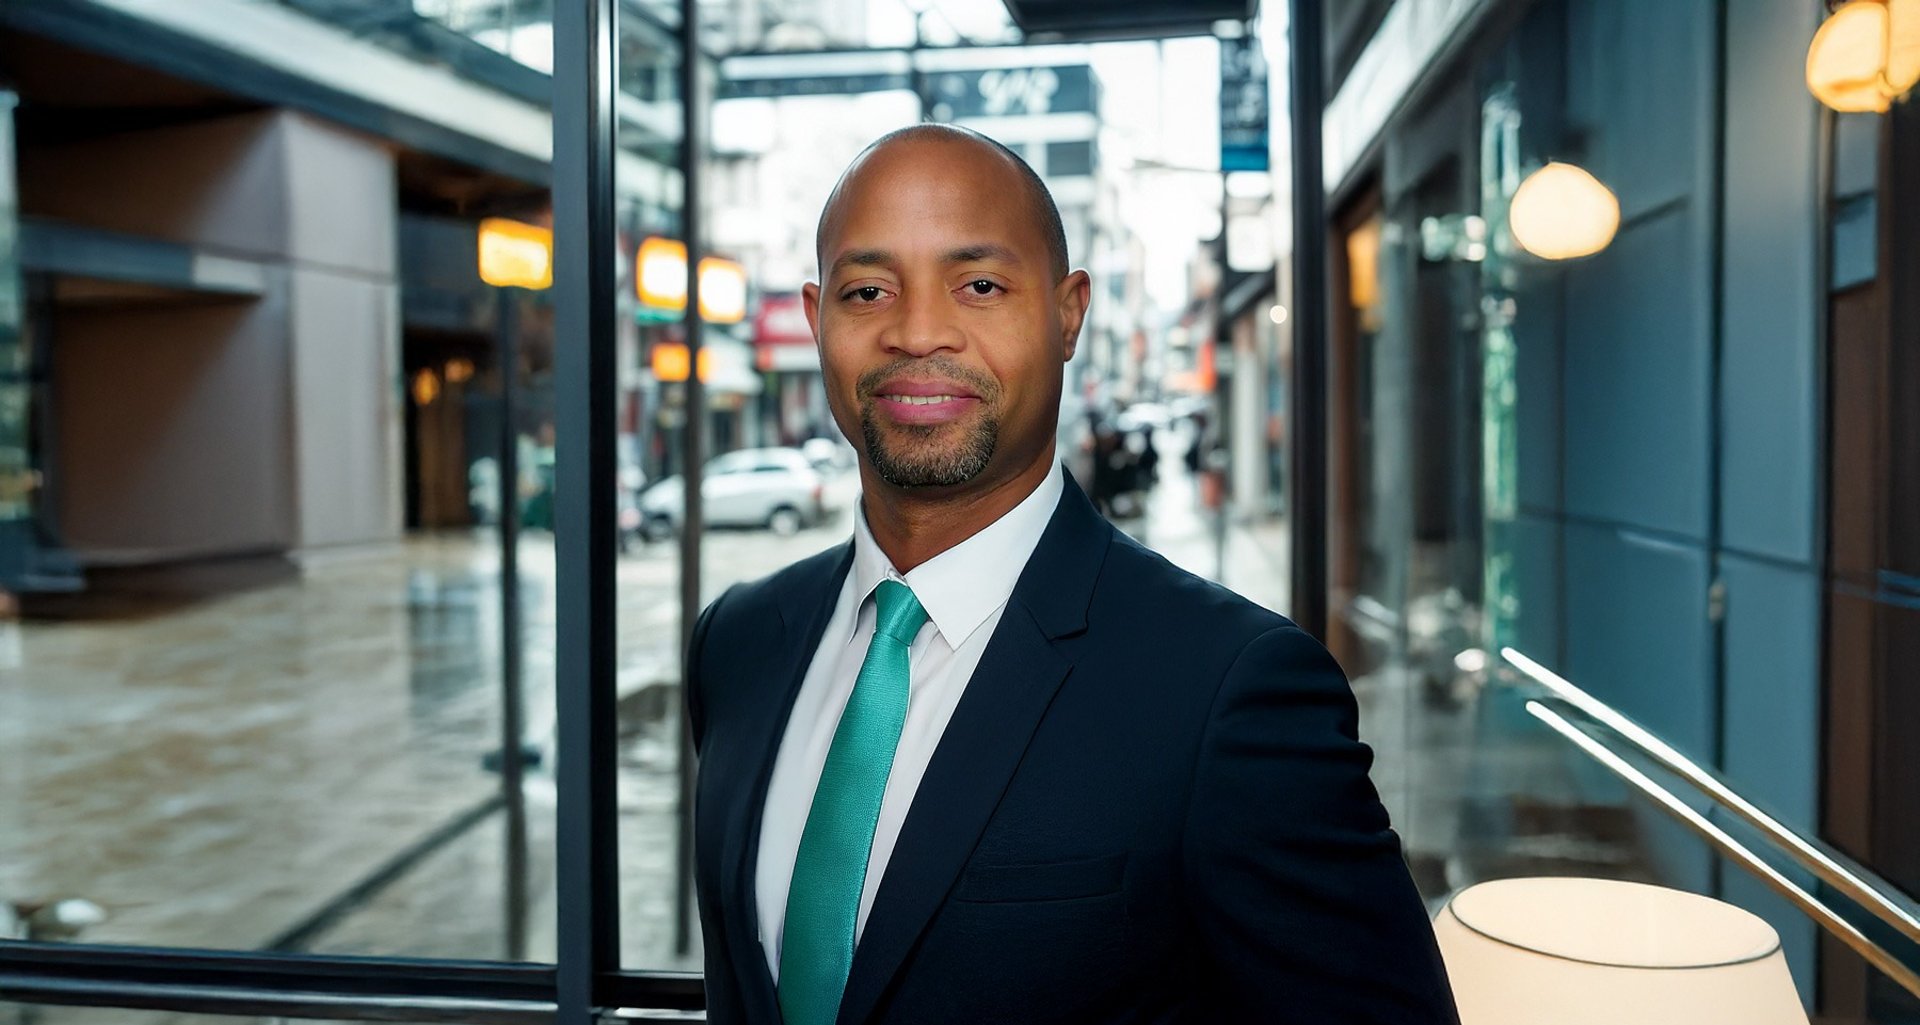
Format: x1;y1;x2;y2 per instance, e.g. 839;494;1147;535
1434;877;1808;1025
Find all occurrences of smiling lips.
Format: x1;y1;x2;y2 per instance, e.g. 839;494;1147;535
872;379;983;425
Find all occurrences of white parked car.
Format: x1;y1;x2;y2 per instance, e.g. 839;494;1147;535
639;447;829;539
800;436;857;475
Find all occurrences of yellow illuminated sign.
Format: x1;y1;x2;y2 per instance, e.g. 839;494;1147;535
636;236;748;323
650;342;714;383
477;218;553;290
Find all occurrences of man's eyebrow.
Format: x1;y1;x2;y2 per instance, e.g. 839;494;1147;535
830;248;894;274
943;243;1022;265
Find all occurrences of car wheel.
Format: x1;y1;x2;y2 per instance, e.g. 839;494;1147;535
641;516;674;542
768;506;802;536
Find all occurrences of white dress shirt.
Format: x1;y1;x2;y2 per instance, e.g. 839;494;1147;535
755;460;1065;980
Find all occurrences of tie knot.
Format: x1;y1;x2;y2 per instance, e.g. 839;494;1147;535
872;579;928;645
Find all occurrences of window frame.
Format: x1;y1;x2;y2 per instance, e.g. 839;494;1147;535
0;2;700;1023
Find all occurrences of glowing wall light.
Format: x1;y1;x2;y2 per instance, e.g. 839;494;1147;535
636;236;749;324
1807;0;1920;113
1508;162;1620;261
476;218;553;290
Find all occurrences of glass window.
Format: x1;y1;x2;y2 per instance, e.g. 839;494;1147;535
1045;139;1095;178
612;2;699;974
0;1;557;966
1822;104;1920;933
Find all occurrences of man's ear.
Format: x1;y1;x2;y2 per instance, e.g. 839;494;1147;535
802;281;823;351
1055;270;1091;362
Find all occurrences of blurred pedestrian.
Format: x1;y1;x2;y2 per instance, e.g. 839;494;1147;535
1137;422;1161;490
1184;408;1210;475
1089;420;1123;516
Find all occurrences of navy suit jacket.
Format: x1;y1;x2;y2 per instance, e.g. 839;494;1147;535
687;473;1459;1025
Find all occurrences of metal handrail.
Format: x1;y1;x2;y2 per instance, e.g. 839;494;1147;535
1498;647;1920;998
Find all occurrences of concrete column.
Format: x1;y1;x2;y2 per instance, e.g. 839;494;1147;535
21;108;402;563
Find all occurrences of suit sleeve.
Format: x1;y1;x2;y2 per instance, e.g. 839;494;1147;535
686;584;740;1024
1181;625;1460;1024
684;584;735;758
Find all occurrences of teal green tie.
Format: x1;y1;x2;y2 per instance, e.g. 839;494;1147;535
779;579;928;1025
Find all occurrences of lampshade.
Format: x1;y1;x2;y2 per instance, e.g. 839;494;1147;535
1508;162;1619;261
1434;877;1808;1025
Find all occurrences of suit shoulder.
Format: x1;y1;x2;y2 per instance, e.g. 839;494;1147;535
1095;527;1296;649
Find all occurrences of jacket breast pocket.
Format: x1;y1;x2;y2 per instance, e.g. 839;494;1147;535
952;852;1128;904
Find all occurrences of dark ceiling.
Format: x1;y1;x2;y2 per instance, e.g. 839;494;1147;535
997;0;1260;39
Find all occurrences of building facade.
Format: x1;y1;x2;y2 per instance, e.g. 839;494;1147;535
1307;1;1918;1018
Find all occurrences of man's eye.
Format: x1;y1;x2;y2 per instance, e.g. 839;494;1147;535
965;280;1000;296
844;286;884;302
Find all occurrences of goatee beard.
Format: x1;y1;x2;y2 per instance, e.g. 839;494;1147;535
853;356;1001;488
860;413;997;488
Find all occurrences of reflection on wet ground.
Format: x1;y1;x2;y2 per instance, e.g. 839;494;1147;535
0;474;873;982
1;538;506;954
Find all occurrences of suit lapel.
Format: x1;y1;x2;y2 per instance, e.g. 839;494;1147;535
718;541;854;1022
835;474;1112;1025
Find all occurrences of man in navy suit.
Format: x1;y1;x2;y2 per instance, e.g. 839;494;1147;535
687;124;1458;1025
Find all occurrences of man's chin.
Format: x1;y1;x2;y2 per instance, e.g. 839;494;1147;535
863;433;995;489
866;451;987;489
860;413;995;487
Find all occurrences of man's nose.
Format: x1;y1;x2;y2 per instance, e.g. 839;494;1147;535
882;288;961;357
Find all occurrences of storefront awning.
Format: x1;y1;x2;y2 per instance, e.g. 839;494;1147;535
998;0;1257;39
755;293;819;373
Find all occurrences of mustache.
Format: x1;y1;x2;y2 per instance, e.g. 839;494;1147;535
856;357;1000;403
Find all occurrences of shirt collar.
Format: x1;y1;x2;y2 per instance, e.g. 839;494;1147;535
847;460;1065;649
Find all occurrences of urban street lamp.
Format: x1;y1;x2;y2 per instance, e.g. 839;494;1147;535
474;215;552;962
1806;0;1920;113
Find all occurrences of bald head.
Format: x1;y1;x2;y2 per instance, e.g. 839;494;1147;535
816;124;1070;281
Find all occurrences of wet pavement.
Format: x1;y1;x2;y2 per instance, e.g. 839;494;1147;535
0;442;1657;1025
0;481;872;974
0;444;1295;966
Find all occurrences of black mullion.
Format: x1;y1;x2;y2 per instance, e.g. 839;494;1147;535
1287;0;1330;640
600;970;707;1011
0;979;550;1025
0;945;554;1022
672;0;707;960
552;0;624;1023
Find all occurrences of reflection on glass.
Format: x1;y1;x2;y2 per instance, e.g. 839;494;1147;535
413;0;557;72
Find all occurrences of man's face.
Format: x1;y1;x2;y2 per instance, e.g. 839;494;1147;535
804;138;1089;493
